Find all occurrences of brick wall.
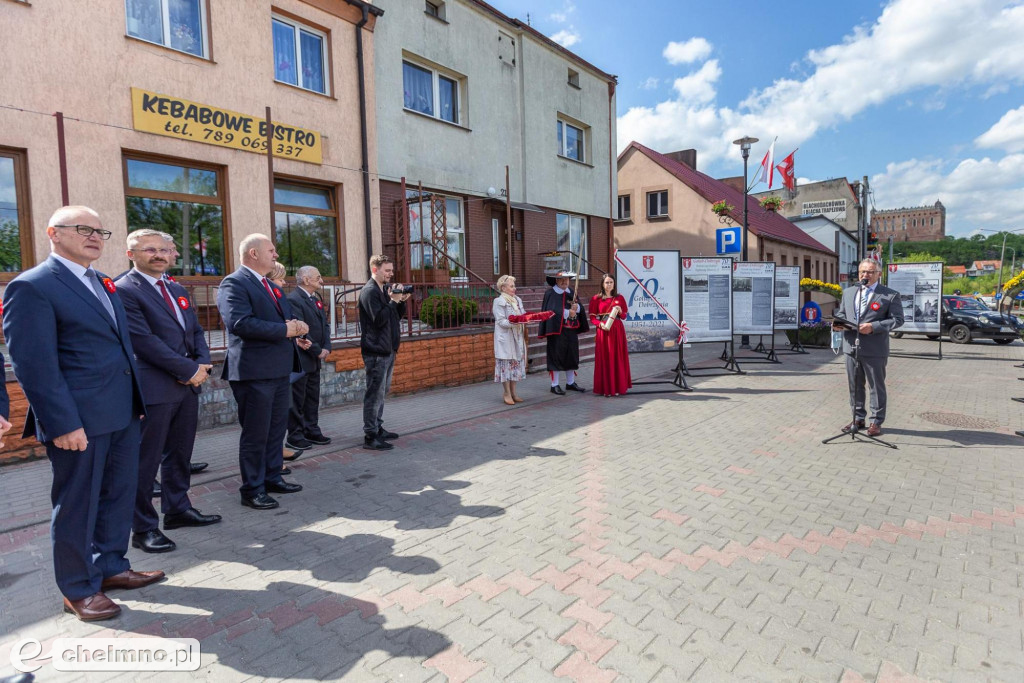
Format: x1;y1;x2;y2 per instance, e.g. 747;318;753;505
0;329;496;465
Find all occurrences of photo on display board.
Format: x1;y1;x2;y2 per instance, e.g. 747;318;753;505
915;280;939;293
732;277;752;292
684;276;709;292
916;296;939;322
774;309;797;325
774;280;791;298
900;294;915;321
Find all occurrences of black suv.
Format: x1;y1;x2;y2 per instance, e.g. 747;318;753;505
892;296;1023;344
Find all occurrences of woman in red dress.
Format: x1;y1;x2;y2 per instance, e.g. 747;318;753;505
589;274;632;396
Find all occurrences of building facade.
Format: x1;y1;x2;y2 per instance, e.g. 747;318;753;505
752;177;864;240
371;0;617;287
0;0;382;282
870;201;946;242
789;216;859;283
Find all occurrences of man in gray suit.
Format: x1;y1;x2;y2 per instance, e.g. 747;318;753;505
834;258;904;436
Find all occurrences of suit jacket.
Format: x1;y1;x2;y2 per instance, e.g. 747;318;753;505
217;267;298;381
839;282;904;358
287;287;332;373
2;255;145;441
116;270;212;404
0;354;9;420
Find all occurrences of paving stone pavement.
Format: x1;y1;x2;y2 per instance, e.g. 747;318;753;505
2;335;1024;682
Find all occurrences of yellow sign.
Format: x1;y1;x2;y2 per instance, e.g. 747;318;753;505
130;88;322;164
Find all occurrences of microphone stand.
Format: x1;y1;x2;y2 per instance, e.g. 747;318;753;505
822;277;897;449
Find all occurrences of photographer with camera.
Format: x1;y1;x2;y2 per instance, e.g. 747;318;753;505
358;255;411;450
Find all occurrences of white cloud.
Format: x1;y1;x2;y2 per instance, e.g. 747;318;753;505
640;77;660;90
976;105;1024;152
671;60;722;104
662;38;713;65
619;0;1024;170
871;153;1024;234
549;29;580;48
549;1;576;24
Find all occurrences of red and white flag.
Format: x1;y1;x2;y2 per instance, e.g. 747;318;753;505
751;137;776;189
776;149;797;192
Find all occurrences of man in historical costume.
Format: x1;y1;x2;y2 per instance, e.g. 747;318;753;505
538;271;589;395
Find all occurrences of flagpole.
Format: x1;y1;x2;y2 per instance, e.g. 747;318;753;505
733;135;758;350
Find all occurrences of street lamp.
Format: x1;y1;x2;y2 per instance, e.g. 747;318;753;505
978;228;1024;309
733;136;758;349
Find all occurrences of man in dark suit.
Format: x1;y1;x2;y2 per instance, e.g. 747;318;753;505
3;206;164;621
834;258;905;436
117;229;221;554
286;265;333;450
216;234;310;510
0;354;10;448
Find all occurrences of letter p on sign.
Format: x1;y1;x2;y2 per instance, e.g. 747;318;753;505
717;227;741;254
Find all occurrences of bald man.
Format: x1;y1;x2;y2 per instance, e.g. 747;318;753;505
3;206;162;621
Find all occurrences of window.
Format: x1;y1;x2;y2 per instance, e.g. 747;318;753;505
406;191;465;276
492;217;500;275
0;147;32;274
567;68;580;88
647;190;668;218
403;60;461;124
557;119;585;162
616;195;631;221
272;15;329;95
425;0;445;20
556;213;587;278
124;155;226;276
274;180;340;277
781;255;787;266
125;0;208;58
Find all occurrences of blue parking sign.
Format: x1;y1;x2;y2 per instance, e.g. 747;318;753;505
716;226;741;254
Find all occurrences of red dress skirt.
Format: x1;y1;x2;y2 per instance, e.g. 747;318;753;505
590;294;632;396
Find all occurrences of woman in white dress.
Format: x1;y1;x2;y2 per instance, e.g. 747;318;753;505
492;275;527;405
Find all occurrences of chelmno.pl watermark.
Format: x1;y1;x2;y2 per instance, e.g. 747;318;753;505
10;637;200;673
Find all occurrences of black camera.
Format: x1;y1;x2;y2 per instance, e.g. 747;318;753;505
387;283;414;295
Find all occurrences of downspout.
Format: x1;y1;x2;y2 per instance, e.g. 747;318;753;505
608;81;615;272
355;4;373;274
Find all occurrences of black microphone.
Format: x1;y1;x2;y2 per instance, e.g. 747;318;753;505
860;277;869;286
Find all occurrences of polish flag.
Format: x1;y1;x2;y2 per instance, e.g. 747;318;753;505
776;149;797;192
751;137;776;189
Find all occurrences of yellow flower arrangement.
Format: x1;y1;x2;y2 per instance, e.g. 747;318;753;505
799;277;843;299
1002;269;1024;292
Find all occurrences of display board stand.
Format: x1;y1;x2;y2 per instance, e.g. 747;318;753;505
682;340;743;377
738;333;781;363
887;262;943;361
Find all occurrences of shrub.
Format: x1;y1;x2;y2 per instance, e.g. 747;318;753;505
419;294;478;329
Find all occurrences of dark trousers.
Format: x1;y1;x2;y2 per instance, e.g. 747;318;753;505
845;353;889;424
134;393;198;532
362;353;395;436
48;419;141;600
230;377;290;496
288;366;323;438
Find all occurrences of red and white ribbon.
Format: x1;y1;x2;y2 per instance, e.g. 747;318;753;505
613;250;689;343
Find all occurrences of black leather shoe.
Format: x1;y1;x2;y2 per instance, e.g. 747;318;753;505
565;383;586;392
241;493;279;510
189;462;209;474
163;508;222;530
286;435;313;450
377;427;399;440
364;435;394;450
550;386;566;395
305;433;332;445
152;481;162;497
132;529;176;553
281;466;292;475
266;480;303;494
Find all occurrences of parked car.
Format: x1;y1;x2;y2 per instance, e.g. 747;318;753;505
891;295;1023;344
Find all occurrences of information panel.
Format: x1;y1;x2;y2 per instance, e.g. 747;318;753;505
773;265;800;330
615;250;681;352
681;257;733;343
732;262;776;335
886;261;943;334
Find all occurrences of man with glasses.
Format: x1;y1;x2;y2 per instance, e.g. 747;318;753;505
286;265;333;450
3;206;162;621
116;229;220;555
834;258;904;436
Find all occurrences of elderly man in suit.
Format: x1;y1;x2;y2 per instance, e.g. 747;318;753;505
834;258;905;436
217;234;310;510
3;206;163;621
286;265;333;450
116;229;221;554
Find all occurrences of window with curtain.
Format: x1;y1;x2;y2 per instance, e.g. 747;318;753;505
124;156;226;276
647;190;668;217
405;191;465;275
403;59;463;124
557;119;585;162
272;15;329;95
273;180;339;276
125;0;207;58
556;213;588;279
0;148;32;274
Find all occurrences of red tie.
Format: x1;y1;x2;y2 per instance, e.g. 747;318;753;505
156;280;177;317
263;277;283;315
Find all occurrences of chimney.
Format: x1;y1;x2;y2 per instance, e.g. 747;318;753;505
664;149;697;169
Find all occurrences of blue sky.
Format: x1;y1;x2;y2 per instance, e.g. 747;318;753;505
487;0;1024;237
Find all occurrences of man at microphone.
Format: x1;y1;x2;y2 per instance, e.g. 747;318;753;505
833;259;904;436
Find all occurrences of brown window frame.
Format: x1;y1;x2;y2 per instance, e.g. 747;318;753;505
0;146;35;281
121;150;231;279
272;174;345;280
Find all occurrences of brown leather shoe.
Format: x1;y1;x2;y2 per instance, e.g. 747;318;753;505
63;592;121;621
841;419;866;433
101;569;166;591
866;423;882;436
